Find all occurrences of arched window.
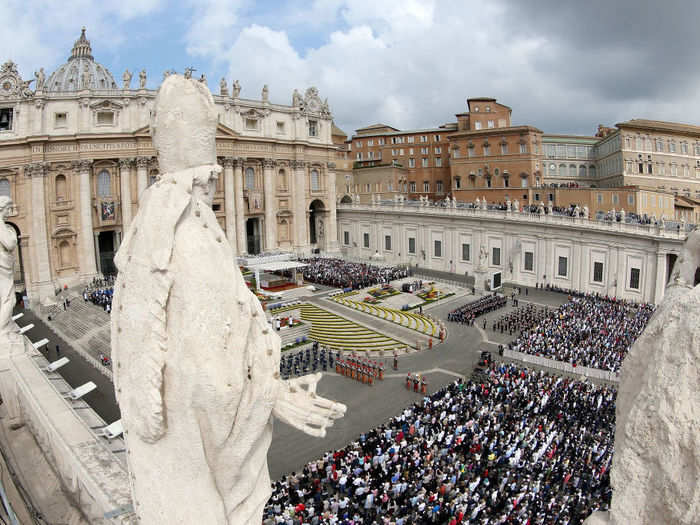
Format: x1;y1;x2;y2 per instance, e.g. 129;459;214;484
310;169;320;191
277;169;287;191
569;164;576;177
97;170;111;197
558;163;566;176
55;174;67;201
589;165;596;178
0;178;10;198
245;167;255;190
579;165;586;178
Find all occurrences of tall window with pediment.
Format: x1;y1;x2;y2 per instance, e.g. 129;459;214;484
0;178;10;198
245;167;255;190
97;170;111;197
278;169;287;191
310;169;320;191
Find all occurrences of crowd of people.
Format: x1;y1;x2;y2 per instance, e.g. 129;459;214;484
447;294;507;325
83;276;116;313
508;294;655;372
280;344;338;379
264;362;616;524
299;258;408;290
491;304;550;336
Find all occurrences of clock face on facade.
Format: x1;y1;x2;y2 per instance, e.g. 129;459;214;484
1;78;16;93
550;163;556;170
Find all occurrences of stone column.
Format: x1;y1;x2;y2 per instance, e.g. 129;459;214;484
26;163;54;302
93;232;101;274
233;157;246;255
136;156;149;207
293;160;307;253
222;157;237;254
119;158;134;230
654;251;666;303
263;158;277;252
326;162;339;252
75;160;98;278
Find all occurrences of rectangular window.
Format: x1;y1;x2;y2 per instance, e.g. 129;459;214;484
434;147;441;154
97;111;114;125
422;158;428;168
343;231;350;245
501;143;508;154
363;233;369;248
629;267;641;290
435;157;442;167
308;120;318;137
593;262;604;283
409;148;414;155
519;143;527;154
682;143;688;154
276;121;285;133
558;256;568;277
461;243;470;261
434;240;442;257
670;141;676;153
367;139;374;146
468;146;475;158
55;112;68;128
647;163;653;174
492;247;501;266
409;182;416;192
0;108;13;131
420;135;428;142
356;152;362;161
483;145;490;156
245;118;257;130
474;121;482;130
524;251;534;271
487;120;495;128
597;193;603;204
408;237;416;254
356;140;363;147
385;235;392;251
628;194;634;205
435;134;441;141
408;158;415;168
399;149;404;155
423;181;429;192
436;181;443;192
407;136;414;143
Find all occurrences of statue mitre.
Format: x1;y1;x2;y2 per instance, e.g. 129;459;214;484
150;74;218;174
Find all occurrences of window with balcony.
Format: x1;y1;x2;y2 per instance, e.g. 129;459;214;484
245;167;255;189
423;181;429;192
474;121;482;130
422;158;428;168
97;170;112;197
435;158;442;167
409;181;416;192
408;158;415;168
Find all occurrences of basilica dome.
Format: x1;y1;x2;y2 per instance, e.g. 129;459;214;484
46;28;117;92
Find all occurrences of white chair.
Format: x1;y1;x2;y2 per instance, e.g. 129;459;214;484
44;357;69;373
18;323;34;335
97;419;123;441
11;313;23;321
64;381;96;401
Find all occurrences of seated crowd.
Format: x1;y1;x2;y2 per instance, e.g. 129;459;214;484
300;258;408;290
508;294;654;372
447;294;507;325
265;362;615;524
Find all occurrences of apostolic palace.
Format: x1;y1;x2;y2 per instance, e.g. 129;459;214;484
0;29;339;304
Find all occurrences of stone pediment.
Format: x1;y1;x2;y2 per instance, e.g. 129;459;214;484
131;122;239;139
239;107;268;120
89;99;123;111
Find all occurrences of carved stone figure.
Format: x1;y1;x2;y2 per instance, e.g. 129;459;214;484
320;98;330;116
122;69;132;90
261;84;269;102
112;75;345;525
139;69;147;89
34;67;45;90
583;205;589;218
81;63;89;89
619;208;626;222
451;195;457;208
513;199;520;212
478;244;488;269
292;89;302;108
0;197;17;335
547;201;553;215
232;79;241;98
199;73;207;85
184;67;194;80
506;198;511;212
538;201;545;214
574;204;581;217
475;197;480;208
481;197;488;210
219;77;228;96
585;230;700;525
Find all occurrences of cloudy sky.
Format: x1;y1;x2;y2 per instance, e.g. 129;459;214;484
3;0;698;136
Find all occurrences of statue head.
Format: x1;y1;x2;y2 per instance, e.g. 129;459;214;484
0;196;13;221
150;74;218;174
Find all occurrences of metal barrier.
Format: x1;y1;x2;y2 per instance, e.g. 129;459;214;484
502;349;619;383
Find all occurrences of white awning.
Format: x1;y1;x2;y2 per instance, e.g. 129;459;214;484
245;261;308;272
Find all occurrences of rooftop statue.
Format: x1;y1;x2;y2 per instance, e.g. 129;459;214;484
0;197;17;335
111;74;345;525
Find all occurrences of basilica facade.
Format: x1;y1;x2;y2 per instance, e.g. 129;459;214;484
0;29;339;304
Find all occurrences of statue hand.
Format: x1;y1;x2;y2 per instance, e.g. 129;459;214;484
272;373;346;438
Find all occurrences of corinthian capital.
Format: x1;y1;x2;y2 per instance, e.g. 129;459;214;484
233;157;246;169
78;159;93;173
118;157;135;169
29;162;49;177
222;157;235;168
263;158;276;169
291;160;306;169
136;156;151;169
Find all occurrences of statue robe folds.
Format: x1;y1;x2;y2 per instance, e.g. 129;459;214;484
0;221;17;334
112;166;282;524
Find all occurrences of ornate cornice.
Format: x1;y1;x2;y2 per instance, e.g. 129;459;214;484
25;162;49;177
118;157;135;169
136;156;150;168
78;159;93;172
263;158;275;169
291;160;306;169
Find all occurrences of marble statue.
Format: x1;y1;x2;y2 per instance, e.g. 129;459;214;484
232;79;241;98
292;89;302;108
478;244;488;269
619;208;626;222
199;73;207;85
481;197;488;210
139;69;147;89
184;67;194;80
219;77;228;96
574;204;581;217
583;205;589;219
585;230;700;525
111;74;346;525
451;195;457;208
475;197;480;208
122;69;132;90
513;199;519;212
34;67;45;90
506;198;511;212
547;201;553;215
538;201;545;214
261;84;269;103
0;197;17;335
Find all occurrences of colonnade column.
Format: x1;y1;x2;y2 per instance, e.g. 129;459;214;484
292;160;307;253
326;162;339;252
75;160;98;278
119;158;134;231
26;163;54;301
263;158;277;252
222;157;237;255
233;157;246;255
654;251;666;303
135;156;149;209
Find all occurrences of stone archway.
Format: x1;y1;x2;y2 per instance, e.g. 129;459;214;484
340;194;352;204
308;199;326;249
6;222;25;294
